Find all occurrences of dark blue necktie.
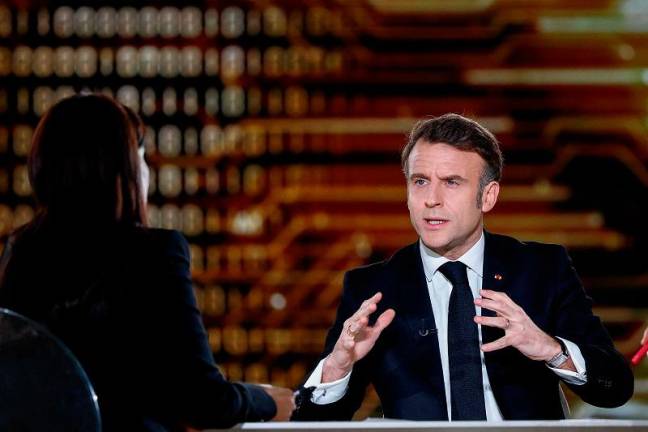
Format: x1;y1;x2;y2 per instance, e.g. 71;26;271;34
438;261;487;420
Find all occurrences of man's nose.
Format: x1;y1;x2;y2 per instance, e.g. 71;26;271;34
424;184;441;208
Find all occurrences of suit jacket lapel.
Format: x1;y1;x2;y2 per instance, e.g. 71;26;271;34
481;231;510;345
481;231;516;418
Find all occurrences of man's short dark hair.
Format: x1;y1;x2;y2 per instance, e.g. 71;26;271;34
401;113;504;207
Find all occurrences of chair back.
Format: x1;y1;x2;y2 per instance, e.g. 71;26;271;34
0;308;101;431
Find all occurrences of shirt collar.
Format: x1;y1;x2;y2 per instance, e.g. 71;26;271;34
419;231;485;282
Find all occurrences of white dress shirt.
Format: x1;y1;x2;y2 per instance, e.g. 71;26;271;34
304;233;588;420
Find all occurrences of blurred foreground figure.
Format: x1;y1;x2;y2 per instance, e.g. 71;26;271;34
293;114;633;421
0;94;294;431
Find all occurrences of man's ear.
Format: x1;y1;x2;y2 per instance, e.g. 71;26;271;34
481;181;499;213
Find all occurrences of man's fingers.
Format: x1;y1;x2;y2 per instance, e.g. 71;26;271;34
480;289;508;301
342;292;389;344
359;292;382;311
374;308;396;332
351;292;383;321
481;336;509;352
479;290;518;313
475;315;509;329
474;297;506;315
348;316;369;335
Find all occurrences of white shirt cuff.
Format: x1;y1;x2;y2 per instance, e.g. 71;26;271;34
303;357;352;405
546;337;587;385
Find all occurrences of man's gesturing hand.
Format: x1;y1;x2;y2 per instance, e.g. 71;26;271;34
322;292;396;383
474;289;571;368
259;384;296;421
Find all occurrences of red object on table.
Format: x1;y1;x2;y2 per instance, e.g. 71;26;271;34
631;341;648;365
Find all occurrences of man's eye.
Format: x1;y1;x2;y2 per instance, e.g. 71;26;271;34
414;179;426;186
446;179;459;186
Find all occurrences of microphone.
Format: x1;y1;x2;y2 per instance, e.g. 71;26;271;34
417;318;437;337
631;340;648;366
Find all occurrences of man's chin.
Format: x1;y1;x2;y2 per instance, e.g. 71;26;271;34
420;237;450;254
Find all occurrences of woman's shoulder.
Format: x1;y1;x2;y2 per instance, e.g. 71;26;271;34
122;226;187;248
117;226;189;262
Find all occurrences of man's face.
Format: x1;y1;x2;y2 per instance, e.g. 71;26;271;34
406;141;499;260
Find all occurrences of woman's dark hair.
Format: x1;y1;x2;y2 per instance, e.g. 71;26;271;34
28;93;147;227
122;104;145;149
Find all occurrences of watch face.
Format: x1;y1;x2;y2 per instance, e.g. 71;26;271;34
547;339;569;367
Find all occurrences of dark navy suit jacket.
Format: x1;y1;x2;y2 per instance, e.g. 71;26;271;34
0;223;275;431
294;231;633;420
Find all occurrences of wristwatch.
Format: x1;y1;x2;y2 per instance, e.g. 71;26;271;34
546;338;570;368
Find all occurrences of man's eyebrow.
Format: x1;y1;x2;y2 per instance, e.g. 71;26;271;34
439;174;467;181
409;172;430;180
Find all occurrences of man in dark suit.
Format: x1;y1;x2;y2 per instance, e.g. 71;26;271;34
293;114;633;421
